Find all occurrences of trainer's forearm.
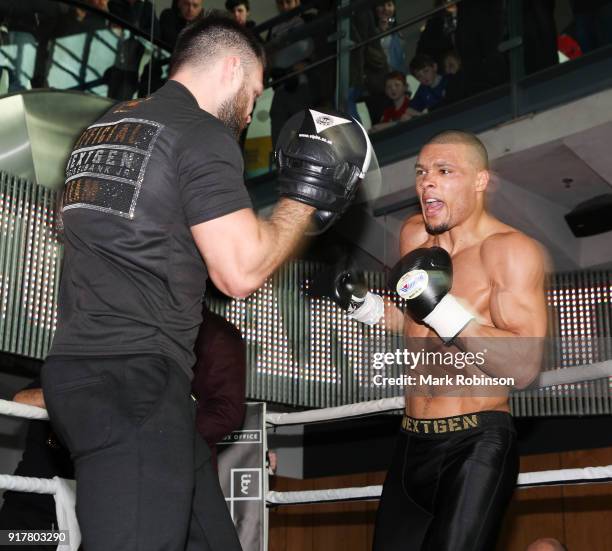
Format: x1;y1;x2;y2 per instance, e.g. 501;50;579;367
244;199;314;287
198;200;315;298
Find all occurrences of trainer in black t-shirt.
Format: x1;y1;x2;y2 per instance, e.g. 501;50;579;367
49;81;252;378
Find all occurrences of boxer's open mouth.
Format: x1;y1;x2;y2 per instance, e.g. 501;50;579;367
424;198;444;216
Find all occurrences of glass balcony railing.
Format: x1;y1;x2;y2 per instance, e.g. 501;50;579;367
0;0;171;99
0;0;611;181
244;0;612;180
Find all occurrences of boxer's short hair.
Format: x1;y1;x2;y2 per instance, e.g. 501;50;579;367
426;130;489;170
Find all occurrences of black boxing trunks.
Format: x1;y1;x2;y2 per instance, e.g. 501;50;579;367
372;411;518;551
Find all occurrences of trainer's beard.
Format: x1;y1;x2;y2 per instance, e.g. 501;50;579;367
218;83;249;140
425;222;450;235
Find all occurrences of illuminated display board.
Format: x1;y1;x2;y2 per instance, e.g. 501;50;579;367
1;174;610;414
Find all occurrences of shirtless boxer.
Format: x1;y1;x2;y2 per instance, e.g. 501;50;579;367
315;130;548;550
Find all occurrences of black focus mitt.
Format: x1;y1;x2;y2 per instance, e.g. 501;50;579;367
276;108;373;234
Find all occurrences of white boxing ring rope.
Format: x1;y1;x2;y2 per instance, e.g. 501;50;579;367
0;474;79;551
2;361;610;426
266;396;405;426
0;399;49;420
265;360;612;427
266;465;612;507
263;360;612;508
0;474;57;494
0;360;611;535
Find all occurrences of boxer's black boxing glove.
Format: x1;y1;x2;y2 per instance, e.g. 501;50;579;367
309;263;383;325
276;109;372;235
388;247;474;342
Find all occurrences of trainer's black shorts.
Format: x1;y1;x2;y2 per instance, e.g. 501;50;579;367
373;411;518;551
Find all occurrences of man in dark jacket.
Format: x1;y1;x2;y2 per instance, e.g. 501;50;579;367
192;306;247;469
160;0;204;50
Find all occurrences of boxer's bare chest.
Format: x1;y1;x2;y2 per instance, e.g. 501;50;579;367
401;238;510;417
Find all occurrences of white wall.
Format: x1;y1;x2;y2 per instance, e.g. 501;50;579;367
348;88;612;272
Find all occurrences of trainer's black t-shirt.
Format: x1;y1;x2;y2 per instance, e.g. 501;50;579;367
49;81;252;378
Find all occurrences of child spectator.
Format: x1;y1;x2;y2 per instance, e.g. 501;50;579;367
371;71;420;133
443;49;461;75
409;53;447;113
558;33;582;60
381;71;410;120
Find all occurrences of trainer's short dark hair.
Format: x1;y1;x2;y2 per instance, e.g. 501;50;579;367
409;53;436;75
170;12;264;76
225;0;250;10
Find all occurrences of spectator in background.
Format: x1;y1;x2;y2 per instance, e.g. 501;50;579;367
20;0;109;92
454;0;507;93
159;0;180;47
89;0;110;16
569;0;612;54
106;0;160;99
374;1;406;74
409;53;447;113
148;0;204;97
355;0;406;124
225;1;259;150
266;451;278;475
109;0;158;36
192;307;247;469
160;0;204;49
443;49;461;75
441;49;467;104
526;537;568;551
522;0;558;75
0;0;63;90
0;381;73;549
179;0;204;27
348;5;388;124
557;32;582;60
225;0;255;30
267;0;317;147
56;0;109;37
416;0;458;70
370;71;417;133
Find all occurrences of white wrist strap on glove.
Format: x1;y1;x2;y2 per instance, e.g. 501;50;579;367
348;292;384;326
423;294;474;342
